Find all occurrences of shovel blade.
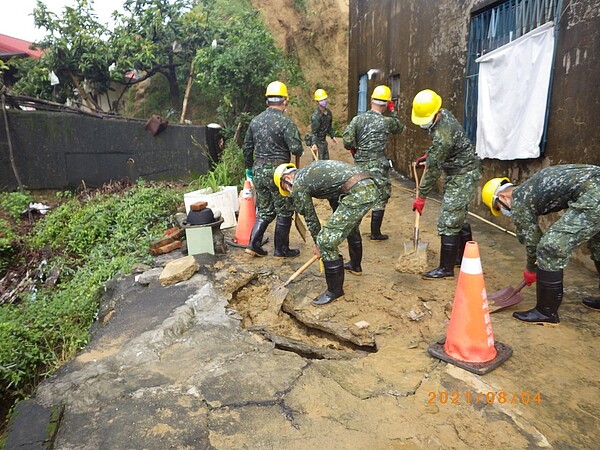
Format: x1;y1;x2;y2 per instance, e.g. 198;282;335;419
487;286;517;302
268;284;289;312
490;292;524;313
488;280;528;306
402;240;428;256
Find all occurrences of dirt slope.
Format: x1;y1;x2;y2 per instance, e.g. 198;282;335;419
251;0;350;134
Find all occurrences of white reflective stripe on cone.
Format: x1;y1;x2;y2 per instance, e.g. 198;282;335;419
460;257;482;275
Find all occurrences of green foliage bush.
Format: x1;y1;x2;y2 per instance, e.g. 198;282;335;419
0;191;31;221
0;191;31;274
188;140;245;192
0;181;183;405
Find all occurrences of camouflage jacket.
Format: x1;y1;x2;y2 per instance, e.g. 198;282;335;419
419;109;481;198
243;107;303;169
310;108;335;145
291;160;371;239
342;110;404;163
512;164;600;270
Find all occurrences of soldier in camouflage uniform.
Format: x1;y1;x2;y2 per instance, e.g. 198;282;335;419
310;89;338;160
273;160;377;305
411;89;481;280
343;85;404;241
482;164;600;326
243;81;303;258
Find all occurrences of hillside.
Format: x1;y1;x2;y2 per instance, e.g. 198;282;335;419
251;0;349;135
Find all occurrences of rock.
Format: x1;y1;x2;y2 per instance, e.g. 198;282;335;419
159;255;199;286
136;267;164;285
131;263;151;274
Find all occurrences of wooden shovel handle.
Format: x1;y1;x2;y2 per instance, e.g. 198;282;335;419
295;154;301;169
411;162;427;239
284;255;319;286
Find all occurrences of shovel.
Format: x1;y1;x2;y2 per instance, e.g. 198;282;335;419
489;280;527;313
268;255;319;311
401;162;429;258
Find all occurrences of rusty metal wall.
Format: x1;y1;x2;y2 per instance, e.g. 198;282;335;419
348;0;600;188
348;0;600;267
0;111;211;190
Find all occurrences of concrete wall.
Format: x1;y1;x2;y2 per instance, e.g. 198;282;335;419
348;0;600;267
0;110;212;190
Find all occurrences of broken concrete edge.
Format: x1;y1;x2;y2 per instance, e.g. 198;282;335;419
4;399;64;450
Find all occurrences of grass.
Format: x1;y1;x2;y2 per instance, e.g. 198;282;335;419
0;180;184;424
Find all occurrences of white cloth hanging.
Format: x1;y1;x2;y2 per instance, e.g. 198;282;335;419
475;21;555;160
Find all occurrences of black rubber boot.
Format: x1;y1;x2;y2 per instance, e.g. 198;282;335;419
370;210;388;241
273;216;300;258
422;235;459;280
245;218;270;257
582;260;600;310
313;258;345;306
343;229;363;275
455;223;472;267
513;268;563;325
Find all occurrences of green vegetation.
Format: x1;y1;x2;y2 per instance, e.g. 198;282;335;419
0;191;31;221
189;140;245;192
0;191;32;273
0;142;246;421
194;10;300;138
0;182;183;408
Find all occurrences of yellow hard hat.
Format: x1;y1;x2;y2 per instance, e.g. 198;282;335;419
411;89;442;125
314;89;328;101
371;85;392;102
265;81;288;98
273;163;297;196
481;177;510;216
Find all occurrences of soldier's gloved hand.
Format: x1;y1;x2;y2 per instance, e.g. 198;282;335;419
523;269;537;286
387;100;395;113
245;168;253;181
412;197;426;215
415;154;427;167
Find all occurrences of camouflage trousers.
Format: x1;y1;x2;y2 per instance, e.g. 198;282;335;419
537;185;600;271
356;158;391;211
253;162;294;222
315;139;329;160
316;180;377;261
438;168;481;236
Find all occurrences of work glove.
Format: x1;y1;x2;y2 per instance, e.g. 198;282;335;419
523;269;537;286
387;100;395;113
415;153;427;167
245;168;253;181
412;197;426;215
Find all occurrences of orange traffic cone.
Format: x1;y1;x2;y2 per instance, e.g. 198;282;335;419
233;180;256;246
428;241;512;375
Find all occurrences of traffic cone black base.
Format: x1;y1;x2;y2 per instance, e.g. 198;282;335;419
428;338;513;376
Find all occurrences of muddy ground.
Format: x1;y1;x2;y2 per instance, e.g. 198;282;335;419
215;148;599;448
12;147;599;449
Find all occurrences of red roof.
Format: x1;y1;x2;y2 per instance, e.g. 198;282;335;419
0;34;43;59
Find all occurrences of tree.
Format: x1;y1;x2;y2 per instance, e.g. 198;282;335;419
11;0;209;111
12;0;115;108
194;10;297;139
110;0;209;102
